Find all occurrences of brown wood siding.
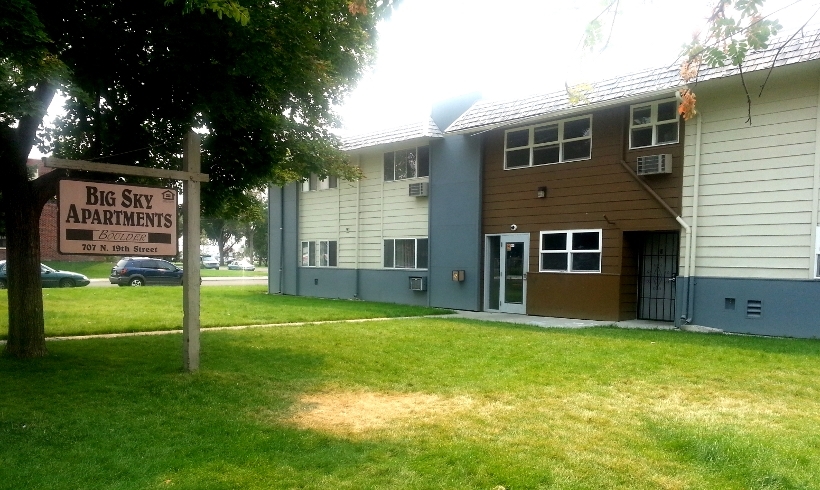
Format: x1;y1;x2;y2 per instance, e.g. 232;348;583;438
619;232;640;320
482;105;684;320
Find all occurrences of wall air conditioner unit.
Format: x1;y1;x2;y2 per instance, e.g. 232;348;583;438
408;182;429;197
636;154;673;176
409;276;427;291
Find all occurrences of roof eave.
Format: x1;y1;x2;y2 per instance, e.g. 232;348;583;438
444;86;686;135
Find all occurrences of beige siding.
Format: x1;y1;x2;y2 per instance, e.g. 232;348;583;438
298;146;430;270
681;63;820;280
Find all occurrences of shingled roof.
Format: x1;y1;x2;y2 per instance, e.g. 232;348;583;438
446;28;820;134
342;118;443;151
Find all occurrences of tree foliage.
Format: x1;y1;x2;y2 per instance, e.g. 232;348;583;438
1;0;397;358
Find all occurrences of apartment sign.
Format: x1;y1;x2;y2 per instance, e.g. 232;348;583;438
58;180;177;256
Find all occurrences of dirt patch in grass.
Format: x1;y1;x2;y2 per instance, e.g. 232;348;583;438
287;391;476;434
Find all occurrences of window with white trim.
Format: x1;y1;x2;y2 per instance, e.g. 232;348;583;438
630;99;679;148
301;240;337;267
301;174;338;192
539;230;602;273
815;226;820;278
504;116;592;169
384;146;429;181
384;238;428;269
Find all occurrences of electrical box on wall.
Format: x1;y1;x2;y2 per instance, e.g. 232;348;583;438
636;154;673;175
408;182;428;197
409;276;427;291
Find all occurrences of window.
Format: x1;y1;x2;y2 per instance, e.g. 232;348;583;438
301;240;337;267
319;240;337;267
301;174;338;192
383;238;428;269
504;116;592;169
630;99;679;148
815;226;820;278
384;146;430;181
0;235;5;248
539;229;602;273
301;241;316;266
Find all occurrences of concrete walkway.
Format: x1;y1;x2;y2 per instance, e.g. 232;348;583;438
448;310;676;331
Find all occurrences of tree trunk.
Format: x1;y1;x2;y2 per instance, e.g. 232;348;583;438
247;223;254;265
2;179;48;358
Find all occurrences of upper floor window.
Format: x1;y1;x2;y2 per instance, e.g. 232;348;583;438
384;146;429;181
301;174;337;192
384;238;428;269
630;99;679;149
539;229;602;273
504;116;592;169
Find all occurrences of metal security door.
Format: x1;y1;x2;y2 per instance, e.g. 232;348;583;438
638;232;679;321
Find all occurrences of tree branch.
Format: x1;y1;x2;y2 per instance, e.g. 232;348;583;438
15;82;57;165
758;7;819;97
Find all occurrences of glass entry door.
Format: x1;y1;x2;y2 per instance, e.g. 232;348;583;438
485;233;529;314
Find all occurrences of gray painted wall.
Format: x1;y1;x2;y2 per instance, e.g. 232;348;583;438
676;276;820;338
295;267;430;306
428;95;483;311
268;186;282;294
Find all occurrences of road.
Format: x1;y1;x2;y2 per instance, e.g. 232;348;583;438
89;276;267;287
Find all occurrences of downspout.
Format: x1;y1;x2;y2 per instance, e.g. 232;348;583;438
355;154;361;298
685;114;703;324
617;159;692;322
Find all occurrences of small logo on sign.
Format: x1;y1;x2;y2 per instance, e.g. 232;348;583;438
162;190;175;202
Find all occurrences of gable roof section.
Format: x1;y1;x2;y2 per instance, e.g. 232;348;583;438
342;118;443;151
446;28;820;134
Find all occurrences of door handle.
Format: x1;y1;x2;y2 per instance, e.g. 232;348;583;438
523;273;528;280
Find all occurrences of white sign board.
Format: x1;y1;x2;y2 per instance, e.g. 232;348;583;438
58;180;178;256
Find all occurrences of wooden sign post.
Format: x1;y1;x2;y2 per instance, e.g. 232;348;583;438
44;130;209;372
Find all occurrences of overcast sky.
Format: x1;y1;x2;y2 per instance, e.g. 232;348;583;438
30;0;820;157
335;0;820;134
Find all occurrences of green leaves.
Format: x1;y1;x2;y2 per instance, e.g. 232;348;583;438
164;0;250;25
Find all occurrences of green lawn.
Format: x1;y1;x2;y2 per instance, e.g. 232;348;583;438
0;286;447;338
2;321;820;489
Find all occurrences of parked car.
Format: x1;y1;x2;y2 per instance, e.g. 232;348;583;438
109;257;184;286
0;260;90;289
227;260;255;271
200;255;219;270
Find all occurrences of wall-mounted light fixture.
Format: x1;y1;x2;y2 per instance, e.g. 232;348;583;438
537;186;547;198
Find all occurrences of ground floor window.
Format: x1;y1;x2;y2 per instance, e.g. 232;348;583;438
384;238;428;269
301;240;338;267
816;226;820;278
0;235;5;248
539;229;601;272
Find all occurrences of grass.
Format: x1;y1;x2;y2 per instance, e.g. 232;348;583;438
2;321;820;489
43;260;268;279
0;286;448;338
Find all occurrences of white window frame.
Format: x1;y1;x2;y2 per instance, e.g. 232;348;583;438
301;240;337;267
539;229;602;273
504;115;592;170
319;240;337;267
383;237;429;269
301;174;337;192
815;226;820;278
384;146;430;181
300;241;316;266
629;99;680;149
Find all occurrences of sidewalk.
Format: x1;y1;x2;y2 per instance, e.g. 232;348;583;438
448;310;676;331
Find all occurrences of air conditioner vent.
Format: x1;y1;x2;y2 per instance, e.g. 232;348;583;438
408;182;429;197
636;154;673;175
747;300;762;318
409;276;427;291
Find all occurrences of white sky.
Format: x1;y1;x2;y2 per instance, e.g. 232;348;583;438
30;0;820;157
335;0;820;134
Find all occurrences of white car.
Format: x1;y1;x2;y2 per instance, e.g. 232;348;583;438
227;260;255;271
200;255;219;269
